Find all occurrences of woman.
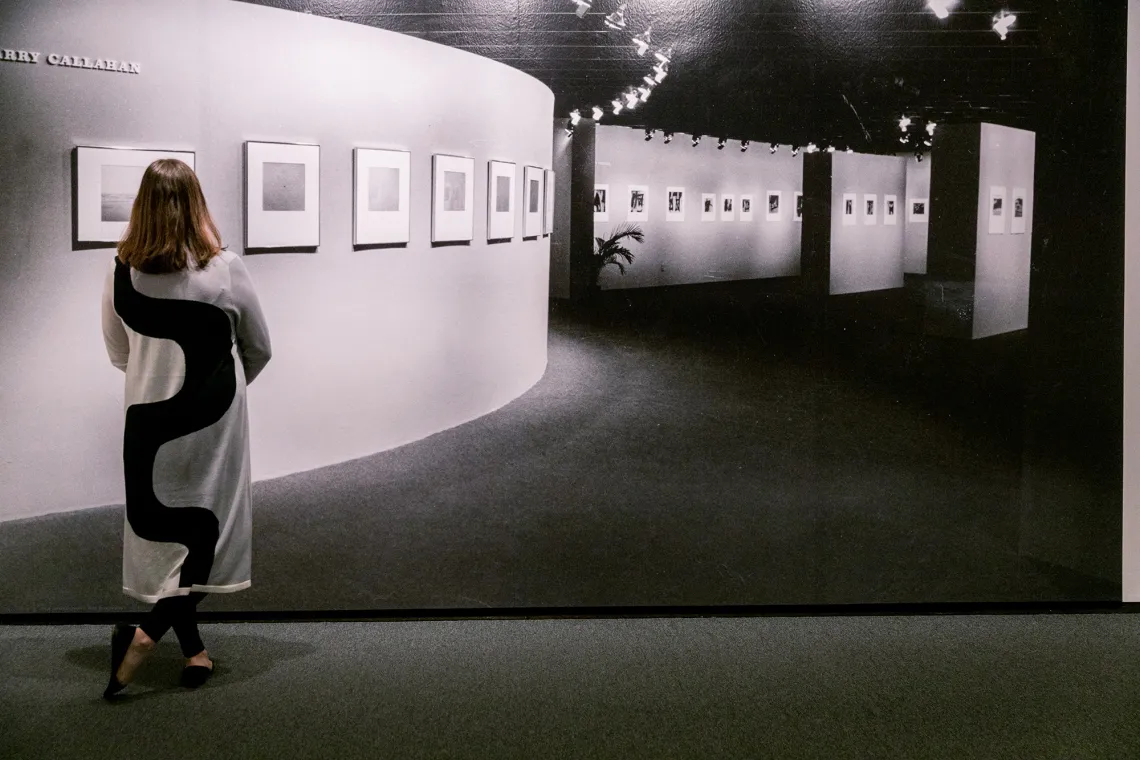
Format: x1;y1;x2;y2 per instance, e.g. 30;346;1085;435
100;158;271;698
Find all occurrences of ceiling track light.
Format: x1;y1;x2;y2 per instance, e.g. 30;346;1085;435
915;151;925;163
740;140;750;152
769;143;779;154
805;143;819;153
569;109;582;127
826;146;836;153
633;27;652;56
591;105;604;121
638;85;652;102
899;115;912;131
565;125;575;137
604;2;627;30
612;99;624;115
571;0;592;18
926;121;937;135
717;137;727;150
654;47;672;65
927;0;958;20
663;132;674;144
692;135;702;147
645;128;656;141
993;10;1016;40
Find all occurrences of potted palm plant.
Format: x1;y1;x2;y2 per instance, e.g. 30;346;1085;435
589;223;644;294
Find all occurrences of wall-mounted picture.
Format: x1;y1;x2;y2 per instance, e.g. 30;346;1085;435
594;184;610;222
1011;186;1028;234
701;193;717;222
884;194;898;226
353;148;410;246
75;146;196;244
766;191;783;222
487;160;516;241
666;186;686;222
863;194;878;226
909;197;929;223
523;165;544;238
245;141;320;249
988;186;1007;234
842;192;857;226
544;170;556;235
431;153;475;243
721;194;736;222
627;184;649;222
739;194;755;222
794;191;804;222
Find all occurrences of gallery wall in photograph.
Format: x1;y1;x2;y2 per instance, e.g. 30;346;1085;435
487;160;516;241
825;151;907;295
75;146;196;244
523;165;544;237
353;147;411;246
245;141;321;249
903;154;932;273
593;125;803;289
432;153;476;243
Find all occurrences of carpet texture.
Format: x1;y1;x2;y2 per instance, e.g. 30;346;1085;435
2;614;1139;759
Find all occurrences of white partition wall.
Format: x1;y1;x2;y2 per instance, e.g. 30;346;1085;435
0;0;554;521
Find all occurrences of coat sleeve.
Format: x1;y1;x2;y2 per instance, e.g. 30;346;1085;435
227;254;272;384
101;259;129;372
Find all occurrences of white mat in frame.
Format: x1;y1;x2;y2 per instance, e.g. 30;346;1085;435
76;146;196;244
353;147;410;246
432;153;476;243
245;141;320;249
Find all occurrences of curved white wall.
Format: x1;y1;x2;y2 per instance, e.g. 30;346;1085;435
0;0;553;521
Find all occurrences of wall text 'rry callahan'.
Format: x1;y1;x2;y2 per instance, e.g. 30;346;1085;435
1;48;141;74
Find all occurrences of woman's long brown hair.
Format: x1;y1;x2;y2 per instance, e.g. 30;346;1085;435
117;158;223;274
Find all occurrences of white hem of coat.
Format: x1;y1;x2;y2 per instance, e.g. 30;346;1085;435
122;580;251;604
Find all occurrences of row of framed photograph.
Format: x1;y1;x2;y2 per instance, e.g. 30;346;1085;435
987;185;1030;235
75;144;556;248
839;193;921;226
594;185;804;224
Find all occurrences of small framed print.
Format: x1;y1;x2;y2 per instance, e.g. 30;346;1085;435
739;194;755;222
627;185;649;222
543;170;556;235
721;194;736;222
884;194;898;226
701;193;717;222
523;165;544;238
988;185;1007;234
593;184;610;222
766;190;783;222
245;141;320;249
1011;186;1028;234
76;146;196;244
794;191;804;222
909;197;929;223
666;186;686;222
487;160;516;241
863;194;878;226
353;148;410;246
432;153;475;243
842;193;857;226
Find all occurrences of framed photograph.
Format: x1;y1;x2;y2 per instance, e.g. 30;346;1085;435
794;191;804;222
245;141;320;249
739;194;755;222
884;194;898;226
627;184;649;222
863;194;878;226
353;148;410;246
909;197;929;223
487;160;516;241
988;185;1007;234
593;184;610;222
842;193;857;226
431;154;475;243
75;146;196;244
544;169;556;235
1011;186;1028;235
721;194;736;222
766;190;783;222
666;186;686;222
523;165;544;238
701;193;717;222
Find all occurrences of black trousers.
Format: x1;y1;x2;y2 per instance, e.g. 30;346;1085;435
139;592;208;658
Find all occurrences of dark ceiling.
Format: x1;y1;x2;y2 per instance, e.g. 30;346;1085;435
238;0;1067;153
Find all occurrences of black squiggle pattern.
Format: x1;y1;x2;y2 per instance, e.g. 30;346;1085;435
114;257;236;590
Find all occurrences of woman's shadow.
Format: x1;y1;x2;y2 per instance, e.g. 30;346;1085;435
63;629;316;703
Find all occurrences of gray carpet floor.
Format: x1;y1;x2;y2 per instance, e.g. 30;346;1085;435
3;614;1139;759
0;305;1118;615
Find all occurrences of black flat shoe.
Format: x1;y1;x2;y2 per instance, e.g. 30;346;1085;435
181;660;216;689
103;624;136;700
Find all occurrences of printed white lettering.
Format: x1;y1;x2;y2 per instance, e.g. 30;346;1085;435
2;50;16;61
17;50;31;62
30;52;40;63
47;53;60;64
129;62;140;74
